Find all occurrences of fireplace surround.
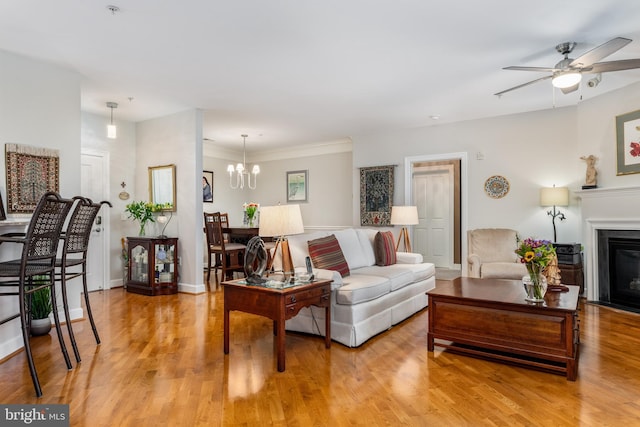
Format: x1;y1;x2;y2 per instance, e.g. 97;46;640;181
579;186;640;310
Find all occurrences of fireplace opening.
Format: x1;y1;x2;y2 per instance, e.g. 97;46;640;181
597;230;640;313
609;238;640;309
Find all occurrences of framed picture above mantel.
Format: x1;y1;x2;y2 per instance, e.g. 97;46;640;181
616;109;640;175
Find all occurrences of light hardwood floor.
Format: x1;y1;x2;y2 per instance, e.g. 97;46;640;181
1;280;640;426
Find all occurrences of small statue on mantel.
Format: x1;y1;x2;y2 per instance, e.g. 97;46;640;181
580;155;598;189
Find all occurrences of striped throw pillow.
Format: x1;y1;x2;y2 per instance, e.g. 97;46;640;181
308;234;350;277
374;231;397;266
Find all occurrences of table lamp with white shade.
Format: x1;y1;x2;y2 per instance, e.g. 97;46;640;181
390;206;419;252
540;185;569;242
259;204;305;277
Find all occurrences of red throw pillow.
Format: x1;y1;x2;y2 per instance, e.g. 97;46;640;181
308;234;350;277
374;231;397;266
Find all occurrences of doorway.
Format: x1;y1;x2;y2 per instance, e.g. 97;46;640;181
81;150;110;291
404;153;467;272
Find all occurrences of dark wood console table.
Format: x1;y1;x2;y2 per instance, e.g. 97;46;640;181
427;277;580;380
222;277;332;372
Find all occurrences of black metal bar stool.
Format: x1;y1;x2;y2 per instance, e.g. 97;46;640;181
57;197;112;363
0;191;74;397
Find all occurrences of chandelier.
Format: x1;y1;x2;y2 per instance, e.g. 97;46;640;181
227;134;260;189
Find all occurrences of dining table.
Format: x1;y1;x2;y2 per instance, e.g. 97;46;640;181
222;226;259;244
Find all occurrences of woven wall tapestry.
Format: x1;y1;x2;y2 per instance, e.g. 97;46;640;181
5;144;59;213
359;165;394;226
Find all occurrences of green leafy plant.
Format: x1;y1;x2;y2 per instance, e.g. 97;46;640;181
125;201;171;235
30;276;52;320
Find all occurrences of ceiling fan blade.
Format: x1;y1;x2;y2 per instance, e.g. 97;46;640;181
503;66;558;72
590;58;640;73
494;75;552;96
561;83;579;94
569;37;632;67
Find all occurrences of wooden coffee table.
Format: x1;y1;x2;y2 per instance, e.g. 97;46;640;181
222;277;332;372
427;277;580;380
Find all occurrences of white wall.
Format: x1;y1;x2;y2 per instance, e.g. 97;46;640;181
576;80;640;189
0;50;82;358
81;111;137;286
204;143;353;228
352;106;582;245
136;110;203;293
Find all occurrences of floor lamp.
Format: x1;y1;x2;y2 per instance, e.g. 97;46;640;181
540;186;569;242
390;206;419;253
258;204;305;278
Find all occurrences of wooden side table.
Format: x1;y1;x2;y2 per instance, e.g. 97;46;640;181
558;262;584;293
222;278;332;372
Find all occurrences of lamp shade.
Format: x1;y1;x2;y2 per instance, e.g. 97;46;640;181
390;206;419;225
259;205;304;237
540;187;569;207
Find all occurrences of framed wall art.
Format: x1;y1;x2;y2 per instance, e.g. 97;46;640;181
203;170;213;202
286;170;308;202
359;165;394;226
616;109;640;175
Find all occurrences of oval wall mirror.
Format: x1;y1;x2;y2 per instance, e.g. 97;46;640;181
148;164;176;211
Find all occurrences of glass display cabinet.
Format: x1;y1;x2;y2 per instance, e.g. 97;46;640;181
126;237;178;295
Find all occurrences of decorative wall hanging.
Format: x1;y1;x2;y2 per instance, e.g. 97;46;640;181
359;165;394;226
484;175;509;199
615;109;640;175
5;144;59;213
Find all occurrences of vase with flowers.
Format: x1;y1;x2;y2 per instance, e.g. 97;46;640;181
125;201;169;236
515;237;556;302
243;202;259;227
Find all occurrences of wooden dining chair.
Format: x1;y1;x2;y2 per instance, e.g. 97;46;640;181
204;212;246;288
220;212;230;243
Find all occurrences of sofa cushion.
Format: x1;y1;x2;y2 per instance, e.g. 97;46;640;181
355;228;377;266
352;266;414;291
334;228;369;270
286;231;329;268
481;262;527;279
334;274;390;305
376;262;435;284
374;231;397;266
308;234;350;277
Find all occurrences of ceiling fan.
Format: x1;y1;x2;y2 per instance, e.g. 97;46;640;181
495;37;640;97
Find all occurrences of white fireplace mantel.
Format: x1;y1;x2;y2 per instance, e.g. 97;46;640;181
577;186;640;301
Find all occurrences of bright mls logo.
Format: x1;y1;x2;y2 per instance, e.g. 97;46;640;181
1;404;69;426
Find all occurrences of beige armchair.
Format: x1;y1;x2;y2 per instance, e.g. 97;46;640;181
467;228;527;279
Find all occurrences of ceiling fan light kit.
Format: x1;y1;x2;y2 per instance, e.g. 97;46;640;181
495;37;640;96
552;72;582;89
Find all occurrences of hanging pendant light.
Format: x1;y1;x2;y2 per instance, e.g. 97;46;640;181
227;134;259;189
106;102;118;139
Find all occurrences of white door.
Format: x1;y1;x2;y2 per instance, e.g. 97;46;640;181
81;151;110;291
413;165;453;268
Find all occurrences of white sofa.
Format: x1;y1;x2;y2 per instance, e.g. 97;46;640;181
281;228;436;347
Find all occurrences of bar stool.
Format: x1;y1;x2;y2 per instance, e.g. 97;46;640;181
57;197;112;363
0;192;74;397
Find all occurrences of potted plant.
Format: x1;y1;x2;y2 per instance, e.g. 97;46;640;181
125;201;172;236
30;276;53;336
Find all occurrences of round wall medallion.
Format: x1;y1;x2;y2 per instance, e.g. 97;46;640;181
484;175;510;199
